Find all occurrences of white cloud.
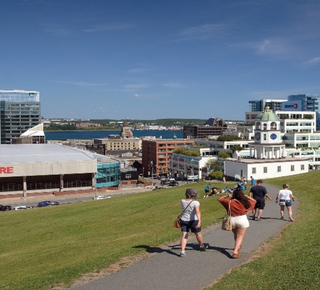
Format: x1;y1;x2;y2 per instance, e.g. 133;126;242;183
176;24;226;41
52;81;108;87
162;82;185;88
127;67;149;74
43;24;72;36
300;56;320;67
123;84;151;90
231;37;296;59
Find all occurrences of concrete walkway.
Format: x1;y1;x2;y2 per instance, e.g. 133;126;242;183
73;184;297;290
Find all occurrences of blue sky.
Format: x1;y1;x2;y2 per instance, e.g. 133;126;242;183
1;0;319;121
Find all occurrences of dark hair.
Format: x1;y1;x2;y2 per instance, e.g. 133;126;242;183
185;188;198;199
257;179;263;184
232;189;250;209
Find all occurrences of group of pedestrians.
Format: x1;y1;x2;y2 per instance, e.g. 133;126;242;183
177;180;295;259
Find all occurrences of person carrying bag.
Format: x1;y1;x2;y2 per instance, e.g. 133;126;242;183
178;188;209;257
218;188;256;258
173;200;193;228
221;200;233;231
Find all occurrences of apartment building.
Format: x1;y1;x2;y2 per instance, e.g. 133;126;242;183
93;137;141;153
183;117;228;138
141;139;195;177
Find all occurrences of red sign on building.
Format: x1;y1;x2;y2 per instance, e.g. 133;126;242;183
0;167;14;174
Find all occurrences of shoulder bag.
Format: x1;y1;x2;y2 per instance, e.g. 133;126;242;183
221;200;233;231
173;200;193;228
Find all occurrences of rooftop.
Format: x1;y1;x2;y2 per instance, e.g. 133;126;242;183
0;144;95;164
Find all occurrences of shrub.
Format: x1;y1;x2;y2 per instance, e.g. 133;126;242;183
208;171;224;180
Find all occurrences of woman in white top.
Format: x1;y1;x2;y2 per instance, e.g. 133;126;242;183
275;184;295;222
179;188;209;257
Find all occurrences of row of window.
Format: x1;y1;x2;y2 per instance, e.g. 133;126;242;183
252;164;305;174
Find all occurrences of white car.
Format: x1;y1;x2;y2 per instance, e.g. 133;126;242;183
93;195;111;200
14;205;31;210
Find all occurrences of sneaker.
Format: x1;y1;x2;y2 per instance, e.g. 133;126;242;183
179;252;186;257
200;243;209;251
280;216;284;220
289;217;294;222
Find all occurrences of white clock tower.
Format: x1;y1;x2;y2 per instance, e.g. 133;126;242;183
250;106;286;159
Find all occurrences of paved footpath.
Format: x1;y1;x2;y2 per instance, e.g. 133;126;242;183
73;184;297;290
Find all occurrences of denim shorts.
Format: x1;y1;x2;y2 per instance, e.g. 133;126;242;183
230;214;250;229
180;219;201;233
280;199;292;207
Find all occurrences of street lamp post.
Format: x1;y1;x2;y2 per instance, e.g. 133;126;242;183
94;175;97;199
150;161;154;189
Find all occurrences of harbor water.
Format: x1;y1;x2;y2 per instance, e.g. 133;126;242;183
45;130;183;140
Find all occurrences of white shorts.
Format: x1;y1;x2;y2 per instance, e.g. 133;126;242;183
231;214;249;229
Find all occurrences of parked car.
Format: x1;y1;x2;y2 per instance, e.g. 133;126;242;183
93;195;111;200
168;180;179;186
37;201;59;207
14;205;33;210
160;178;177;186
0;204;12;211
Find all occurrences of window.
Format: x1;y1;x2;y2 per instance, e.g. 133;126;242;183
125;174;132;179
252;167;256;174
263;167;267;173
277;166;281;172
301;164;305;171
291;165;295;172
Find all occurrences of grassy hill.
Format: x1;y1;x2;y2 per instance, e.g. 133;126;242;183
0;171;319;289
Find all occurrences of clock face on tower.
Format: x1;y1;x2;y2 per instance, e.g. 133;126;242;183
270;133;277;140
255;132;261;141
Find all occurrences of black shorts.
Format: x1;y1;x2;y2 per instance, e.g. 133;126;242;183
254;199;265;210
180;220;201;233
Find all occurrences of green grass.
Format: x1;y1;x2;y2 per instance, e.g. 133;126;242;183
0;181;226;289
208;171;320;290
1;172;319;290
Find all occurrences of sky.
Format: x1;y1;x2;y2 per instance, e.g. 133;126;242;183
1;0;320;121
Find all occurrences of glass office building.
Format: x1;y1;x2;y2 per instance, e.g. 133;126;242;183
283;94;320;130
249;99;286;112
0;90;41;144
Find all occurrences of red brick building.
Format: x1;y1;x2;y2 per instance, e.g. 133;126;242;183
142;139;195;177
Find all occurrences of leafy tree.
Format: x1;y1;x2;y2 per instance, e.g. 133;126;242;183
218;151;231;158
230;145;244;152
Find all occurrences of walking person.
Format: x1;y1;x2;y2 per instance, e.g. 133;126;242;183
218;188;256;258
275;184;295;222
179;188;209;257
249;179;273;221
